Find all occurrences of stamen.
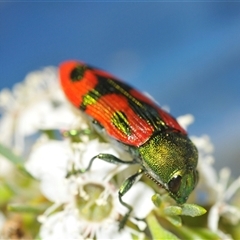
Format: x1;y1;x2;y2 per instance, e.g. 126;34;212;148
37;202;62;223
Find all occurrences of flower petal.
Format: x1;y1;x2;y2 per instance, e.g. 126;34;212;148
26;140;70;180
96;223;132;240
39;211;83;240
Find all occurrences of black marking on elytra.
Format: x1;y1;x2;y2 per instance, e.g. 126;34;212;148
80;104;87;111
70;65;87;82
79;69;168;133
129;101;167;132
79;75;130;110
111;111;131;136
103;78;167;132
80;89;100;111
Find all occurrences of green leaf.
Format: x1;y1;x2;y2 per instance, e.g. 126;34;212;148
192;228;221;239
147;214;180;240
0;143;24;164
166;215;182;227
7;203;46;213
164;206;182;216
181;203;207;217
173;226;220;240
0;182;14;204
173;225;205;240
0;143;36;179
151;193;162;208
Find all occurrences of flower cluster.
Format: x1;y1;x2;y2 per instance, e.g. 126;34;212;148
0;66;239;239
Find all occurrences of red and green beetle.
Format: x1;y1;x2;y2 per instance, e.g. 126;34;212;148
59;60;198;228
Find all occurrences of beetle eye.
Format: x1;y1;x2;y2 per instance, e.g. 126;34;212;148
168;175;182;194
70;65;86;81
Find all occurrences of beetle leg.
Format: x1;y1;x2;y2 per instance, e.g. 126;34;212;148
118;168;144;230
66;153;139;177
86;153;139;171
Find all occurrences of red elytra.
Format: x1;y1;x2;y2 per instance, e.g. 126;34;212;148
59;60;186;147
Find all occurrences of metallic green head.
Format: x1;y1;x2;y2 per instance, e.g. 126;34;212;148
138;131;198;204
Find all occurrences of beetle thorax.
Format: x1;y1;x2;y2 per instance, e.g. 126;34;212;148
138;131;198;204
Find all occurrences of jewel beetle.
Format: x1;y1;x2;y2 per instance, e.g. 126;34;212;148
59;60;198;228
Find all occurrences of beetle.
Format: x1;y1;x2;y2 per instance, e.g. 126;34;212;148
59;60;198;228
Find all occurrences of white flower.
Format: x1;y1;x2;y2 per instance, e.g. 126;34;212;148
207;168;240;239
0;67;81;154
191;135;218;204
26;137;154;239
25;137;72;203
39;210;84;240
191;135;240;239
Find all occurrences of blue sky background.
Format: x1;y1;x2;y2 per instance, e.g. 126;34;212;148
0;2;240;176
